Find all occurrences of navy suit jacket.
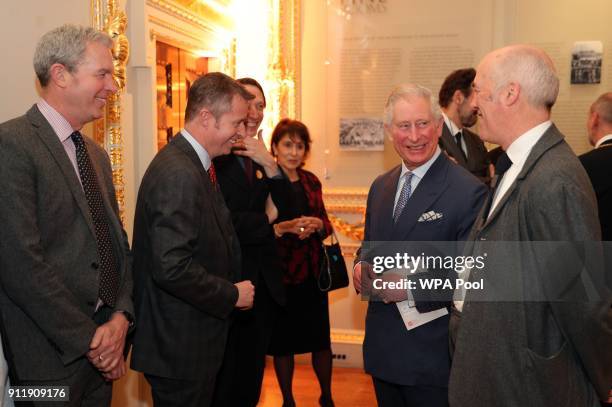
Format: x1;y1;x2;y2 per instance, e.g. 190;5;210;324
358;152;486;387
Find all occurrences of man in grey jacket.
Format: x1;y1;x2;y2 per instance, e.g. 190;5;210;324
449;45;612;407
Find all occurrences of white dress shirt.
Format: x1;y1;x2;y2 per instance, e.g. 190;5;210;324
181;129;212;171
488;121;552;216
595;133;612;148
393;147;442;213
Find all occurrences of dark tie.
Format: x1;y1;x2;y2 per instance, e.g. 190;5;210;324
71;131;120;307
243;157;254;185
455;130;468;161
208;162;218;189
483;152;512;219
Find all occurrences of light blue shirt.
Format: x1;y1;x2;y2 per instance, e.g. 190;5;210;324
393;146;442;211
181;129;212;171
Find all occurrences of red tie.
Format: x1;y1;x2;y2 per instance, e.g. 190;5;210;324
243;157;253;185
208;162;218;189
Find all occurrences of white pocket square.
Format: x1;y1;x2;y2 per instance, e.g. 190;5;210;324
418;211;443;222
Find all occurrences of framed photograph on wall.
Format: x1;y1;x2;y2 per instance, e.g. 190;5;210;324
571;41;602;84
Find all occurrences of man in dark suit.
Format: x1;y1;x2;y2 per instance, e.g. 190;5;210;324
0;24;133;406
580;93;612;406
211;78;290;407
352;84;487;406
580;92;612;244
449;45;612;407
130;72;255;407
438;68;490;183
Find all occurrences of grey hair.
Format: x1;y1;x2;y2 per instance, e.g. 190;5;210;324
489;45;559;110
34;24;113;87
383;84;442;125
591;92;612;124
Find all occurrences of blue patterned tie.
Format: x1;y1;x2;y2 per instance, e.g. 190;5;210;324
393;171;414;223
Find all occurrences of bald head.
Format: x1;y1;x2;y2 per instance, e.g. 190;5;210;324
481;45;559;110
587;92;612;146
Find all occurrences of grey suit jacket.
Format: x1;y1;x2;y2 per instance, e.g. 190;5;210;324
130;134;240;380
449;124;612;406
439;123;490;184
0;105;133;381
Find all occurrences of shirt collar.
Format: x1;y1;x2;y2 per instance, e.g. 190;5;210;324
36;99;75;142
595;134;612;148
400;146;441;180
442;111;461;136
505;120;552;169
181;128;211;171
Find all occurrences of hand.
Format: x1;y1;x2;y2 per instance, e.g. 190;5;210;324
378;272;408;304
265;194;278;224
234;280;255;310
353;262;375;294
102;357;126;381
275;218;313;239
87;312;129;374
300;216;324;233
233;130;279;177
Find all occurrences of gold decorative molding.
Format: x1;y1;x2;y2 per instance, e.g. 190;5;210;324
146;0;232;36
91;0;129;224
266;0;301;129
324;188;367;244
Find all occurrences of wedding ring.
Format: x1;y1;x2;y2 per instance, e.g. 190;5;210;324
299;227;305;232
99;355;103;361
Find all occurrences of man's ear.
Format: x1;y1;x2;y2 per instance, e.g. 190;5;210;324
504;82;520;106
453;89;465;105
48;63;69;88
198;108;213;128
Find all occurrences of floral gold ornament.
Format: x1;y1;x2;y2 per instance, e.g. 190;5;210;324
91;0;129;224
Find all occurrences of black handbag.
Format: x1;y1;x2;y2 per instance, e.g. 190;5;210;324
318;231;349;292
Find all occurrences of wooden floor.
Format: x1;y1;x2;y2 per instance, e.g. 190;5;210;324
258;363;377;407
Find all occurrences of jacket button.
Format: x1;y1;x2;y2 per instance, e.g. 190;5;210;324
91;262;99;269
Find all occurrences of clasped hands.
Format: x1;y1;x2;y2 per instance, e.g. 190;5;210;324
87;312;129;381
275;216;324;240
353;262;408;304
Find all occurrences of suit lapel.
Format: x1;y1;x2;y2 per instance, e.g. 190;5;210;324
375;166;400;239
173;134;235;246
440;123;467;167
392;154;449;240
26;106;97;241
481;124;564;228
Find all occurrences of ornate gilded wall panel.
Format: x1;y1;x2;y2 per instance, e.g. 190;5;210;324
91;0;128;223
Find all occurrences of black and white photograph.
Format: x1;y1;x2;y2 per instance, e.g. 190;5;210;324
339;118;384;151
571;41;603;84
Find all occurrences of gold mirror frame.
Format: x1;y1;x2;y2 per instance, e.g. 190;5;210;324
91;0;129;223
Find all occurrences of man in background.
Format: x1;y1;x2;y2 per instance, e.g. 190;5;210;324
438;68;490;183
0;24;133;406
580;92;612;406
449;45;612;407
353;84;486;406
130;72;255;407
211;77;290;407
580;92;612;247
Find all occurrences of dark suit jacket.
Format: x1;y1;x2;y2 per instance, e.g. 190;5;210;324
450;125;612;406
580;139;612;241
439;122;490;183
131;134;240;380
213;154;290;305
358;153;487;386
0;105;133;381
